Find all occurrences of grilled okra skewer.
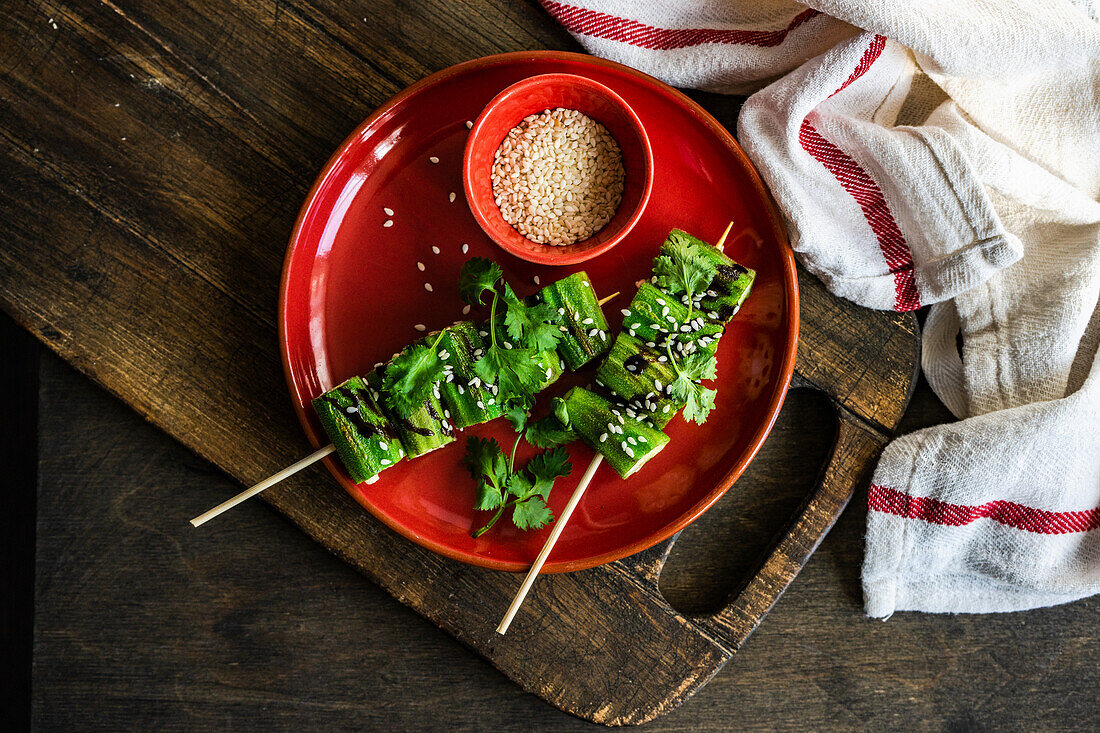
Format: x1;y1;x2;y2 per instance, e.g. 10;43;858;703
366;366;455;459
561;387;669;478
656;229;756;325
312;376;405;484
528;271;611;370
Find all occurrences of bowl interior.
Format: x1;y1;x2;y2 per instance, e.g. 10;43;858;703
464;73;652;265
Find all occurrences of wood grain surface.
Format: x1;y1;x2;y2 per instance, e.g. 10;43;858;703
4;1;1098;729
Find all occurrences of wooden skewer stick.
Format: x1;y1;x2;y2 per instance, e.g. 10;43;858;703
496;453;604;635
190;444;335;527
715;221;734;252
192;290;621;528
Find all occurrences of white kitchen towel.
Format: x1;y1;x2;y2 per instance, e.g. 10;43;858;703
542;0;1100;616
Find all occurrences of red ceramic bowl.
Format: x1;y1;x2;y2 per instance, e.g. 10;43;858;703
463;73;653;266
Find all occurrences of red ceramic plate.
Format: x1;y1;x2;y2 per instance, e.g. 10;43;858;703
280;51;798;573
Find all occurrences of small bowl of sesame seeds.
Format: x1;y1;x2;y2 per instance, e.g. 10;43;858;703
464;73;653;266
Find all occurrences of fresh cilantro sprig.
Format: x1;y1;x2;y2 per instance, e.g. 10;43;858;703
669;349;718;424
654;235;722;424
526;398;576;448
464;437;572;537
458;258;561;413
653;235;718;322
382;330;447;418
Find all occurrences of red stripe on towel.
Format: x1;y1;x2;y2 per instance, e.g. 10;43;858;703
869;484;1100;534
540;2;821;50
798;36;921;311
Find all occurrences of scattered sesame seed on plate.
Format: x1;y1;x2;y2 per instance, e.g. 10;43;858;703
533;275;540;285
429;156;439;164
461;243;469;254
449;192;456;203
383;207;394;215
431;246;440;254
424;283;433;292
383;219;393;227
416;261;425;271
462;304;471;315
466;120;473;129
414;324;426;331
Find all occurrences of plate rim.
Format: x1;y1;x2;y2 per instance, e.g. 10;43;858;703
278;50;800;573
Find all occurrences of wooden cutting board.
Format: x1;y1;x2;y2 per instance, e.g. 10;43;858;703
0;1;919;724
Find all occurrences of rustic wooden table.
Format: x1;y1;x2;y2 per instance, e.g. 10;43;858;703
3;2;1098;730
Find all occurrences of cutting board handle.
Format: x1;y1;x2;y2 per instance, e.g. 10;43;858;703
694;407;885;650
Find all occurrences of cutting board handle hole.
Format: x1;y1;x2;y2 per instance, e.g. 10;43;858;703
656;387;836;615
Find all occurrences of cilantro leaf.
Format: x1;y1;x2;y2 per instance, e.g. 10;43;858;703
525;447;571;499
526;414;576;448
458;258;503;305
512;496;554;531
474;345;544;404
502;401;530;433
669;351;719;425
462;437;509;511
504;300;561;351
382;342;444;418
654;237;718;302
679;351;718;382
506;471;534;500
682;385;717;424
552;396;570;427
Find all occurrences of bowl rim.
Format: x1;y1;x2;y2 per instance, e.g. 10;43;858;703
279;50;800;573
462;71;654;266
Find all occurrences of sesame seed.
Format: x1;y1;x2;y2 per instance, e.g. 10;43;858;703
383;220;393;228
599;433;607;443
380;442;388;450
457;384;464;394
582;318;594;325
558;307;566;316
414;324;426;331
444;409;451;418
462;304;471;315
417;261;425;271
383;207;394;215
663;404;671;413
380;459;391;466
638;436;646;443
462;243;469;254
431;246;440;254
424;283;433;292
477;400;484;409
448;192;456;203
621;309;631;316
429;156;439;164
466;120;473;129
624;445;634;458
346;406;358;413
533;275;541;285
